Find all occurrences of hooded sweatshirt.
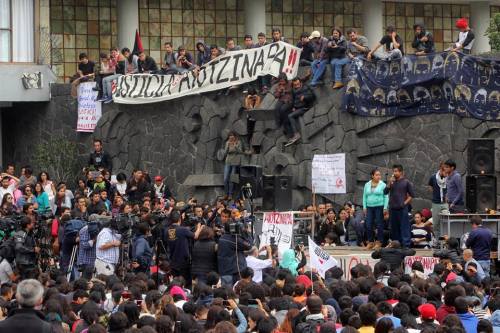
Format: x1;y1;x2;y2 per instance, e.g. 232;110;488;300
457;312;479;333
491;309;500;333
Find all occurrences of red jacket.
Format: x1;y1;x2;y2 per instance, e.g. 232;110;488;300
436;304;456;324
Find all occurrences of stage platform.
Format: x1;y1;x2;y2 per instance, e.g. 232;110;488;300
322;246;433;257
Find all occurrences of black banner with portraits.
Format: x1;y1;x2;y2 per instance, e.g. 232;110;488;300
342;52;500;121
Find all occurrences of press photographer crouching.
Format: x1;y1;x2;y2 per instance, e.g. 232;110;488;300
14;217;39;280
217;215;253;287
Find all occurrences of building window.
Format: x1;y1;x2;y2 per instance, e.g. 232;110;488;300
0;0;34;63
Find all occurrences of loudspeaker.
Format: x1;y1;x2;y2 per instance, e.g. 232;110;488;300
262;175;293;211
238;165;262;197
466;175;497;213
467;139;495;175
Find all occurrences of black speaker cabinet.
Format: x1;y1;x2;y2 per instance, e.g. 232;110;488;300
466;175;497;213
467;139;495;175
262;175;292;211
238;165;263;197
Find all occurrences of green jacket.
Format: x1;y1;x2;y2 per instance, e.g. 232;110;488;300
362;181;389;209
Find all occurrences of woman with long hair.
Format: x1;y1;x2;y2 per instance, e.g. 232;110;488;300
39;171;56;202
34;182;51;214
0;194;16;216
363;169;388;250
279;308;300;333
223;132;243;198
54;184;72;216
191;226;218;284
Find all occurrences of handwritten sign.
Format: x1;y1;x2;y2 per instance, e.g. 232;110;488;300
260;212;293;255
331;253;379;280
312;154;346;194
404;256;440;277
77;82;102;132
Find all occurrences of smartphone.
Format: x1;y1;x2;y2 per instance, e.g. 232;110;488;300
248;299;259;305
121;290;131;299
136;299;143;307
222;300;231;308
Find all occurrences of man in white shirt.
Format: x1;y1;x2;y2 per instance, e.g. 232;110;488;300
95;226;121;276
0;258;16;285
245;245;274;283
0;175;18;203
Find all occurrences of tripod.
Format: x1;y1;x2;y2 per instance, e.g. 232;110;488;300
66;244;79;281
154;238;169;287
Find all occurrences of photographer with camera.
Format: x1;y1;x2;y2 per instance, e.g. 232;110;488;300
76;215;99;274
166;209;202;288
132;223;153;274
95;218;122;276
14;217;40;279
217;218;253;286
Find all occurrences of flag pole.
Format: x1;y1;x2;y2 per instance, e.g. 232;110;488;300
311;185;315;242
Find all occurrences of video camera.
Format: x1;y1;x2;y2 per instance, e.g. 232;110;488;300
0;216;22;240
224;216;252;236
110;213;140;240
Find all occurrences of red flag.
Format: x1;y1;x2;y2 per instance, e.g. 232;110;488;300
132;29;143;55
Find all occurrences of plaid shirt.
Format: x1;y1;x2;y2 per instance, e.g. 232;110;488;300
96;228;121;264
77;225;96;267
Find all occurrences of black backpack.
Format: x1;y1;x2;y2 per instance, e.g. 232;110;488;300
296;319;325;333
0;237;16;263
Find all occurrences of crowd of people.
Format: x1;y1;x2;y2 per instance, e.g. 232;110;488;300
71;18;476;144
0;134;497;333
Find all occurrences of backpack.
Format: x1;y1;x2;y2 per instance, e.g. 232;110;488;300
0;237;15;263
296;319;325;333
63;219;85;244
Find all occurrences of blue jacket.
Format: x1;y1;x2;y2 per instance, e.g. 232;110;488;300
491;309;500;333
466;226;493;261
458;312;478;333
133;235;153;272
217;234;252;276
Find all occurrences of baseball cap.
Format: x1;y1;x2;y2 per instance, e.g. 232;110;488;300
154;175;163;181
309;31;321;39
418;303;436;320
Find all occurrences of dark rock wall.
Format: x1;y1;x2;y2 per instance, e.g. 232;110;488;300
4;84;500;210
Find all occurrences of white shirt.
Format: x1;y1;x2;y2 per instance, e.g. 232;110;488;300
0;259;13;284
246;255;273;283
0;186;13;202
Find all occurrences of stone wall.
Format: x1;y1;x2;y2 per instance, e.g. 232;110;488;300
3;83;500;210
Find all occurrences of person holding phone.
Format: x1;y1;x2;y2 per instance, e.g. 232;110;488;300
245;245;274;283
223;132;243;198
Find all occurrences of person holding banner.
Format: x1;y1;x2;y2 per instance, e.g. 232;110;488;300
363;169;389;251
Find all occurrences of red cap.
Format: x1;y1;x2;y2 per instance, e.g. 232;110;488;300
456;18;468;29
421;208;432;220
418;303;436;320
154;176;163;181
295;274;313;289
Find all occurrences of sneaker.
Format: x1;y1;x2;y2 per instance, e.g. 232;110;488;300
104;98;113;104
284;134;301;147
333;82;344;89
97;97;108;102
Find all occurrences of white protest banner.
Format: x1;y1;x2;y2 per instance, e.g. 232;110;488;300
308;237;339;278
404;256;440;277
260;212;294;255
113;41;301;104
311;154;347;194
77;82;102;132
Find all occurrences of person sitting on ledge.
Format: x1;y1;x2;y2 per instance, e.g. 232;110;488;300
71;52;95;98
367;25;404;61
412;23;435;55
273;73;293;138
93;52;116;99
284;78;315;147
451;18;475;54
175;46;195;73
137;51;159;74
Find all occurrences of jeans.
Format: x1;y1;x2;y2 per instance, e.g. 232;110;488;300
366;206;384;242
377;49;402;60
221;274;238;286
224;164;238;196
330;57;351;82
102;74;122;99
310;59;328;85
389;206;411;247
347;241;358;247
274;101;293;136
477;260;490;277
288;108;307;135
431;202;448;239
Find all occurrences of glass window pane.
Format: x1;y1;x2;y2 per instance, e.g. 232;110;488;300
0;0;10;29
0;30;10;61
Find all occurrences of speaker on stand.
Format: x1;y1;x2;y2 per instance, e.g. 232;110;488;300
238;165;263;197
262;175;292;211
466;139;497;213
